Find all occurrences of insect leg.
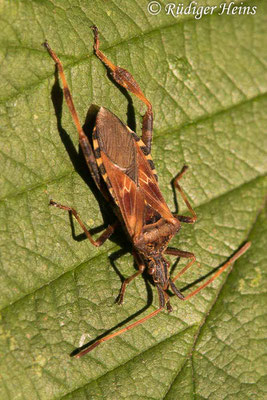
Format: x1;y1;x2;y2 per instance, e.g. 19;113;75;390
167;243;251;301
73;305;164;357
43;41;102;191
172;166;197;224
72;243;250;357
117;251;145;305
181;242;251;300
49;200;117;247
165;248;196;282
91;25;153;152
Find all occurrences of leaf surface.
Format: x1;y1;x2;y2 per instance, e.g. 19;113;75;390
0;1;266;399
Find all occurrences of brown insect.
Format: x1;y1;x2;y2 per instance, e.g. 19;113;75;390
44;26;251;357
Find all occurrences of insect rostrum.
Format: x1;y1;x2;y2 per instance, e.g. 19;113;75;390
43;26;251;358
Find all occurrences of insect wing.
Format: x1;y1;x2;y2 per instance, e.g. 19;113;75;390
100;151;145;237
94;107;174;237
94;108;145;237
94;108;137;182
136;145;173;221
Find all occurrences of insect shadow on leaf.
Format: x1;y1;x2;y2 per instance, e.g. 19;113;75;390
70;248;154;358
49;62;127;247
48;40;157;342
43;26;251;358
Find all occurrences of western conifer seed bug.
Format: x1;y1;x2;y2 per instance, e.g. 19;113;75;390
43;26;251;357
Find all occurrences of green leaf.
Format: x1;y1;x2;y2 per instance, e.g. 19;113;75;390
0;1;266;399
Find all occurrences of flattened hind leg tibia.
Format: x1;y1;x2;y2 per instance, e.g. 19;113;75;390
91;26;153;153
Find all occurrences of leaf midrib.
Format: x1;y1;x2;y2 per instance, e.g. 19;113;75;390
1;173;264;313
1;91;266;203
58;207;258;400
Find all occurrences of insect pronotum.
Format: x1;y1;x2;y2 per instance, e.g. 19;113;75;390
43;26;251;358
